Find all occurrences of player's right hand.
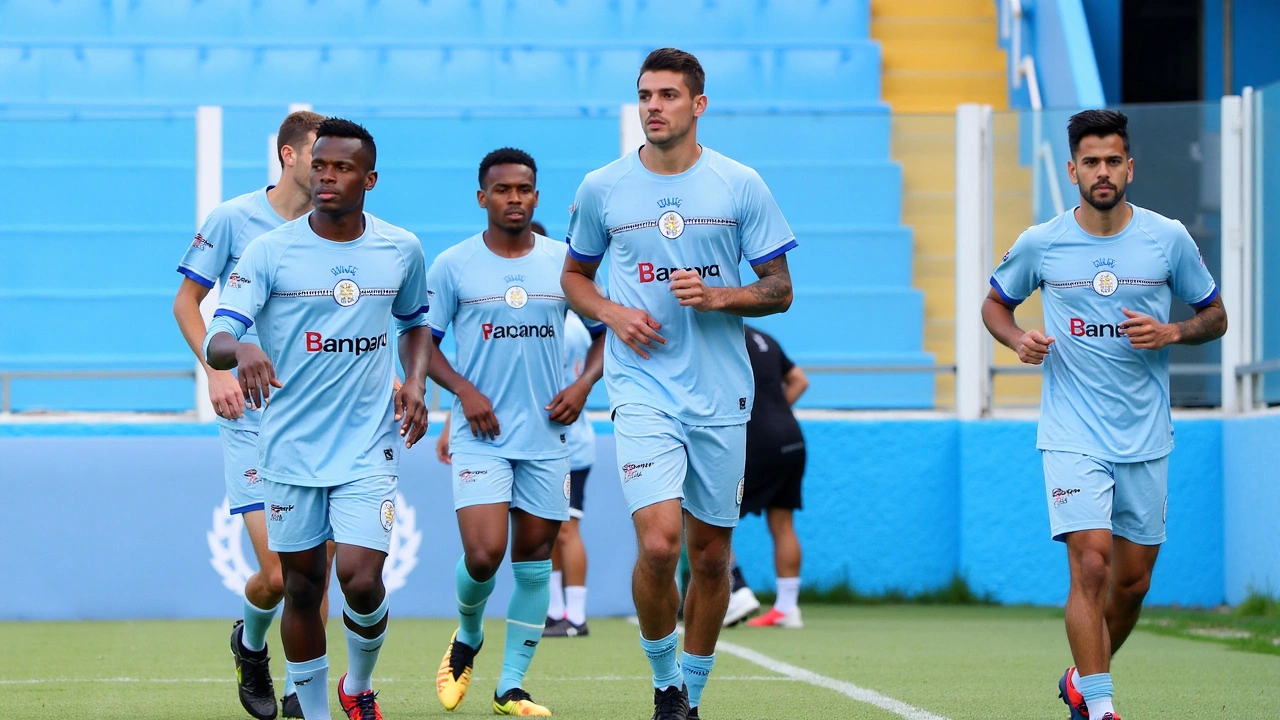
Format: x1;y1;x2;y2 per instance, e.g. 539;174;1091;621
207;369;246;420
436;430;451;464
1016;329;1056;365
234;344;282;409
604;305;665;360
458;386;500;441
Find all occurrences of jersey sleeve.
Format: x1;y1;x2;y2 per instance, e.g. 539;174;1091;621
425;254;457;339
393;237;431;334
212;237;272;329
177;208;234;288
738;169;797;266
989;229;1044;306
1167;225;1219;308
566;175;609;263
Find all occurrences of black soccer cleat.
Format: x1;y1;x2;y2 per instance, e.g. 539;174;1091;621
542;617;590;638
281;692;303;719
689;707;700;719
652;684;689;720
230;620;279;720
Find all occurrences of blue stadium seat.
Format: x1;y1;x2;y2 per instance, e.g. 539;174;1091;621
362;0;485;41
0;230;184;290
580;47;649;104
366;47;492;105
3;374;194;412
699;110;891;163
628;0;751;42
791;356;936;409
765;227;914;287
3;292;186;359
756;0;871;41
759;163;902;226
491;0;624;41
111;0;243;41
138;47;254;104
757;287;925;355
8;166;192;225
490;47;581;105
363;115;616;168
0;0;112;39
0;116;193;164
39;47;140;103
0;48;51;102
688;49;767;105
769;46;881;104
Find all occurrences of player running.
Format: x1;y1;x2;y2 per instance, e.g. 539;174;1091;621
561;48;796;720
205;118;433;720
983;109;1226;720
173;110;332;720
428;148;604;717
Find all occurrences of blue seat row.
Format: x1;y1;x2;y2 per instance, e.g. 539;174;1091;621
0;44;882;106
0;0;870;43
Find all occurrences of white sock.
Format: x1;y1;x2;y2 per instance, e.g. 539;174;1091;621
565;586;588;626
547;570;565;620
1085;697;1115;717
774;577;800;614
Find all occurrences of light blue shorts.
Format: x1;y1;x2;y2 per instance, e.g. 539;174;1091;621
220;426;263;515
263;475;398;553
451;453;571;522
1042;451;1168;545
612;404;747;528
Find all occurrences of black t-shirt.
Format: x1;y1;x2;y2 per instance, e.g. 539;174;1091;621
745;326;804;458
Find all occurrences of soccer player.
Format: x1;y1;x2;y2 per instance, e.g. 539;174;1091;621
983;110;1226;720
561;48;796;720
205;118;433;720
738;325;808;629
544;307;600;638
428;148;605;717
173;110;333;720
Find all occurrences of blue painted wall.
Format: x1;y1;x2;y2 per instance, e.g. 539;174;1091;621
1205;0;1280;98
1080;0;1121;103
0;416;1249;621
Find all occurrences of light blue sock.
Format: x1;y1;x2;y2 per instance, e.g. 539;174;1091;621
456;555;496;648
681;651;715;708
241;598;279;653
341;595;389;696
286;655;330;720
497;560;552;697
1077;672;1113;701
284;676;296;697
640;630;682;691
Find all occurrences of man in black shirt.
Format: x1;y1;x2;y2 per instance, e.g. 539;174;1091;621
724;325;809;628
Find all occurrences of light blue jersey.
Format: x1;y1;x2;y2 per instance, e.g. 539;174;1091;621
177;186;287;432
991;204;1218;461
203;213;431;487
567;147;796;425
427;234;602;460
563;310;597;471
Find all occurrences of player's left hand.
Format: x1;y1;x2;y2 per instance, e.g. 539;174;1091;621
1119;307;1179;350
669;269;722;312
546;381;591;425
394;377;429;448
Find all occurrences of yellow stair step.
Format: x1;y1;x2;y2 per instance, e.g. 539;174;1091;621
871;0;996;19
881;44;1006;73
872;18;997;44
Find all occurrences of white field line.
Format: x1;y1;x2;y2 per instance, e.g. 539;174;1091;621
627;617;950;720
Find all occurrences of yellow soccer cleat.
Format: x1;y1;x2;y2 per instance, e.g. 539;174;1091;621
436;630;482;711
493;688;552;716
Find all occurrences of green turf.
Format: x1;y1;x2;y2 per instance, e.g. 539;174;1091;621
1139;595;1280;658
3;606;1279;718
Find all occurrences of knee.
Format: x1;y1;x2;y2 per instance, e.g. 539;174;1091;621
464;549;504;582
1072;549;1111;594
1114;572;1152;605
337;566;384;607
637;531;682;573
283;570;325;608
263;568;286;599
689;544;730;581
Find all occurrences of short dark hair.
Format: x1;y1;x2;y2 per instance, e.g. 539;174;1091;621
478;147;537;189
530;221;547;236
638;47;705;96
315;117;377;171
1067;109;1130;157
275;110;324;167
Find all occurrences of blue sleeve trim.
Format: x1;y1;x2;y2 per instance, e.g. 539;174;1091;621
567;245;605;263
213;308;254;329
229;502;265;515
989;277;1024;306
393;305;429;320
748;238;798;266
588;325;607;338
1191;285;1220;309
431;328;446;339
177;266;215;289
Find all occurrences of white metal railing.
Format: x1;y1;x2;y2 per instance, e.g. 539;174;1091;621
1002;0;1064;220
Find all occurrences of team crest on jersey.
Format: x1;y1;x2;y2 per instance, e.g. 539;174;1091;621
1092;271;1118;296
380;499;395;532
505;286;529;309
659;211;685;239
334;279;361;307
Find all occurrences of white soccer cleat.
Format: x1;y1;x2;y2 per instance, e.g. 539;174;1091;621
723;586;761;627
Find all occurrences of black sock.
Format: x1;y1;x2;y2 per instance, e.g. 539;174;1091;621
730;564;748;592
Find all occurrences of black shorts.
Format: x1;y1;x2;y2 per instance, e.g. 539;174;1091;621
740;443;805;517
568;467;589;519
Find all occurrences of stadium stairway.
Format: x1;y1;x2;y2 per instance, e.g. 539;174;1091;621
871;0;1038;407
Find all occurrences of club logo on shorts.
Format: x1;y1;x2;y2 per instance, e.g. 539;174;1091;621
1052;487;1081;507
1092;271;1118;296
659;211;685;239
243;468;260;485
622;462;654;482
458;468;488;485
269;503;294;521
505;286;528;309
380;500;395;532
334;279;361;307
736;478;745;506
564;473;572;500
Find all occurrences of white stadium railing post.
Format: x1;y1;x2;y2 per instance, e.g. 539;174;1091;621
955;104;994;419
195;106;223;423
620;103;643;158
1220;96;1245;415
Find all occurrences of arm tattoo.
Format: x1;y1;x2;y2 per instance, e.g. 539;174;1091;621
747;256;793;312
1174;301;1227;346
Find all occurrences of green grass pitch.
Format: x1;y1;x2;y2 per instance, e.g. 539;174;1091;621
4;606;1279;719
